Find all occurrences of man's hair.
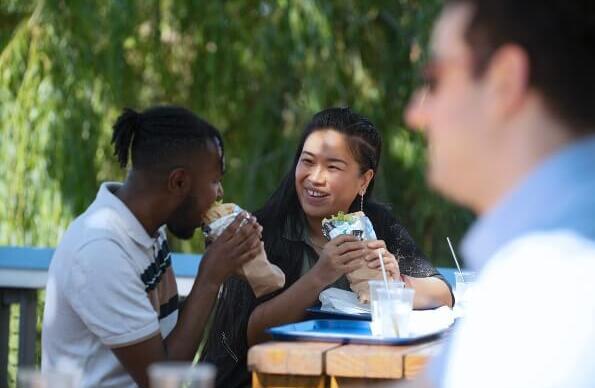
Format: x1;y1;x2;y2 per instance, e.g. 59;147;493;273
111;105;224;171
446;0;595;133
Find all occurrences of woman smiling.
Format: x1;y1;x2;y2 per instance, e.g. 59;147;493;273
201;107;453;387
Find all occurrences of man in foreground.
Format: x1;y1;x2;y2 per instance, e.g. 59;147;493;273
405;0;595;386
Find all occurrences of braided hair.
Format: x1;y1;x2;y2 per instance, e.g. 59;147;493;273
111;105;224;172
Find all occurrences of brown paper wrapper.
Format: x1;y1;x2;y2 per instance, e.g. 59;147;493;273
204;202;285;298
236;245;285;298
346;266;393;303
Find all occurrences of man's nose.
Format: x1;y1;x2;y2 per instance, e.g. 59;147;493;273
405;88;429;133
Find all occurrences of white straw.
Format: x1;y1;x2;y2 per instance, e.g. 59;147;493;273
446;237;463;275
378;250;390;292
378;249;399;337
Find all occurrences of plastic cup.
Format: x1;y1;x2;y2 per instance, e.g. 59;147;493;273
18;368;81;388
368;280;405;335
370;286;415;338
368;279;405;300
148;362;216;388
454;271;476;316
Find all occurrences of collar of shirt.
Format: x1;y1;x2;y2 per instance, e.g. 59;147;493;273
462;135;595;272
94;182;160;249
282;211;314;245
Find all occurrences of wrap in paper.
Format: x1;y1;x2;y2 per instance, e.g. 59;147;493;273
321;211;394;303
203;203;285;297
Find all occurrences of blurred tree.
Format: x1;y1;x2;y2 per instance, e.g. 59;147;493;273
1;0;473;260
1;1;475;384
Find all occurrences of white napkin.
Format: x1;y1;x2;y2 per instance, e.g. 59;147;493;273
408;306;455;336
319;288;454;336
319;288;371;315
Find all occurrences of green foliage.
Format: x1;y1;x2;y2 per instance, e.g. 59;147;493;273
2;2;474;383
1;0;473;260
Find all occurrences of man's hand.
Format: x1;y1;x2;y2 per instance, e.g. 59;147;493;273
198;212;262;286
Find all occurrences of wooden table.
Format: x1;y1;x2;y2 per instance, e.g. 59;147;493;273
248;339;443;387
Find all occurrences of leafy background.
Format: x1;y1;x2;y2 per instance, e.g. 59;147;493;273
1;0;473;385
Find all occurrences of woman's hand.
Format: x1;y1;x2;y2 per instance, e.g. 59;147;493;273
364;240;400;279
310;234;366;287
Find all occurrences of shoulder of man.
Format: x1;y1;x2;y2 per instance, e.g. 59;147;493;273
442;230;595;387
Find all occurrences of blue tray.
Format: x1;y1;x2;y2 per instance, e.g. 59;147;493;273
306;305;447;321
306;306;371;321
267;319;446;346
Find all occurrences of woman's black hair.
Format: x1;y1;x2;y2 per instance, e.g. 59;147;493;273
111;105;224;172
260;106;382;245
201;107;384;387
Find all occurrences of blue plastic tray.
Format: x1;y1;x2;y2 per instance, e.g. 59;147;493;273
267;319;445;346
306;306;371;321
305;305;440;321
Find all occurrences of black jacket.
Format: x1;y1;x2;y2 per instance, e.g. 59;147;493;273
200;201;450;387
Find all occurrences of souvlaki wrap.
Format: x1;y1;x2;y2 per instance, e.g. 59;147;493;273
203;202;285;297
321;211;394;303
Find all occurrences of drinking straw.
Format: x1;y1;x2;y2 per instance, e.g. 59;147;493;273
378;250;390;292
446;237;463;276
377;249;400;337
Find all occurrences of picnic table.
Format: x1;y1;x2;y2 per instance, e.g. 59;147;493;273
248;339;443;387
0;246;202;388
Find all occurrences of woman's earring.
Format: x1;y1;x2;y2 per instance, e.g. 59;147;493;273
360;190;365;212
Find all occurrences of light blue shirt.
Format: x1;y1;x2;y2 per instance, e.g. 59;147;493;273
462;135;595;271
430;134;595;387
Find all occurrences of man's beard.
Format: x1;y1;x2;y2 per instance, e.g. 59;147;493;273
167;223;196;240
166;196;199;240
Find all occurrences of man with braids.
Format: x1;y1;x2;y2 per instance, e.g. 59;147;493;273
42;106;262;387
403;0;595;387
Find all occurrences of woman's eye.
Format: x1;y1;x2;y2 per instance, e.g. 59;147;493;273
300;158;313;165
328;165;341;171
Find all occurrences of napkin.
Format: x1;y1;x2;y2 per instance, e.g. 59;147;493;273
408;306;455;336
319;287;371;315
319;288;455;337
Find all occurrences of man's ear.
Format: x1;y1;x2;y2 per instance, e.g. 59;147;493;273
484;44;530;119
167;168;191;197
